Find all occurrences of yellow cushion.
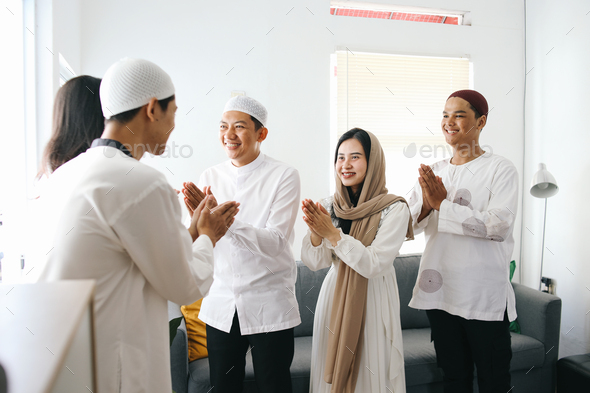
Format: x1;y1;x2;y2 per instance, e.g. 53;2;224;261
181;298;208;361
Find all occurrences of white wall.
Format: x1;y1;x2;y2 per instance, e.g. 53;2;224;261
33;0;83;165
52;0;81;74
76;0;525;261
0;0;69;282
1;0;27;283
523;0;590;357
15;0;83;282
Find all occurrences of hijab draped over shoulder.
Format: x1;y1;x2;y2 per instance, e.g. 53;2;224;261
324;131;413;392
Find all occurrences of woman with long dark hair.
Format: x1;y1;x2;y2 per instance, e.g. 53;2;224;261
301;128;413;392
38;75;104;177
28;75;103;282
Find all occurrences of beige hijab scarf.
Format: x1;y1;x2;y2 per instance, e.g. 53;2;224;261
324;131;413;392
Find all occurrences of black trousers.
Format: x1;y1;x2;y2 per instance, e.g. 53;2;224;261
426;309;512;393
206;312;294;393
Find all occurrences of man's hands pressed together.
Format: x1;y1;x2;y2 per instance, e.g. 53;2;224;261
418;164;447;222
185;183;239;246
183;181;214;217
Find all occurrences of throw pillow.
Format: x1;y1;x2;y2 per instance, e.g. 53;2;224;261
181;298;208;361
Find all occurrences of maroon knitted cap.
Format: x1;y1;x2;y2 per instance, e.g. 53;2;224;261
448;90;489;118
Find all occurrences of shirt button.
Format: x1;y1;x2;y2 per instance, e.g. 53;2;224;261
232;253;237;257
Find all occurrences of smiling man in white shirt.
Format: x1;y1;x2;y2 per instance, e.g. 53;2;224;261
38;58;239;393
408;90;518;393
184;96;301;392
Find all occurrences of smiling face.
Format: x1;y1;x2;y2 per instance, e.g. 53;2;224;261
219;111;267;167
441;97;486;149
336;138;368;194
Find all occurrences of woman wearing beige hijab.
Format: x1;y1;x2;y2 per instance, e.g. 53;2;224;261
301;128;413;392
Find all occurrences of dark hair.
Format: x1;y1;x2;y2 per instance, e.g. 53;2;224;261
469;104;482;119
39;75;104;176
331;128;372;234
250;115;263;131
107;95;175;125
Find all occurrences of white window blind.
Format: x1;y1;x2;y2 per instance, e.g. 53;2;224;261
333;51;470;254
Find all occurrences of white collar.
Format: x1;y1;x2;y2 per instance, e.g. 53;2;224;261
228;152;265;175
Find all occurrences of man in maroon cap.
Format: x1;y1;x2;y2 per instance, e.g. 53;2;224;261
407;90;519;393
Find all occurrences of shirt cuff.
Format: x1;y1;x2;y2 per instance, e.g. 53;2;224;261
324;228;346;250
305;231;324;249
193;233;214;252
415;210;432;228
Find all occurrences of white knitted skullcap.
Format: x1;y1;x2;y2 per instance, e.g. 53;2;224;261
223;96;268;127
100;58;175;119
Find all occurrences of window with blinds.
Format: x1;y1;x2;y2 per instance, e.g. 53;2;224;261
331;50;471;254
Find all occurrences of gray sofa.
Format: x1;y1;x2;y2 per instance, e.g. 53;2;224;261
170;254;562;393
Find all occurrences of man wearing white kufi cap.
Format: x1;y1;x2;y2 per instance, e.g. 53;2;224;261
182;96;301;392
38;58;239;393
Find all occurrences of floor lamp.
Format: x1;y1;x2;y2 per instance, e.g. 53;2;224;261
530;163;559;291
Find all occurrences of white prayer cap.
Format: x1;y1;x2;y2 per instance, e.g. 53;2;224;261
223;96;268;127
100;58;175;119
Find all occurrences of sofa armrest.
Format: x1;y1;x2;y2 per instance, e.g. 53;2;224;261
170;301;189;393
512;283;562;361
170;319;189;393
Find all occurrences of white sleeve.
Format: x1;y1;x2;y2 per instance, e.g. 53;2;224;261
112;182;214;305
224;168;301;260
327;202;410;279
301;229;334;271
407;179;432;235
179;192;191;228
437;163;519;242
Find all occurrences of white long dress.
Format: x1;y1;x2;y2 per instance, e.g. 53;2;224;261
301;197;409;393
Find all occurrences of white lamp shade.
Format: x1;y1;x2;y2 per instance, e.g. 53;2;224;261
530;163;559;198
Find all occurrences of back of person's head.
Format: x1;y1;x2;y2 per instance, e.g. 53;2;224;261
100;58;175;125
39;75;104;176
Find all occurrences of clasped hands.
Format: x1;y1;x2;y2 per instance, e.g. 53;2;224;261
301;199;341;247
418;164;447;221
181;182;239;246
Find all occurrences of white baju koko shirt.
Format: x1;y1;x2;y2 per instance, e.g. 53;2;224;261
301;197;409;393
197;153;301;335
38;146;214;393
408;153;519;322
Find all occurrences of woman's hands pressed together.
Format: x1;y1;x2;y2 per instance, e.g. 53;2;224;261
301;199;341;247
